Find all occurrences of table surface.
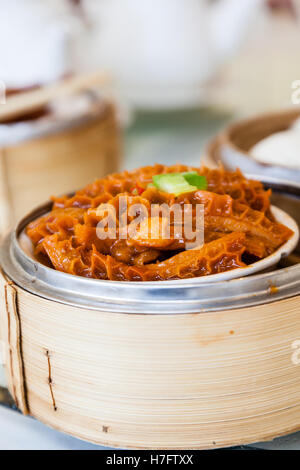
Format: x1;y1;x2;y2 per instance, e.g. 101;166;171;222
123;108;230;170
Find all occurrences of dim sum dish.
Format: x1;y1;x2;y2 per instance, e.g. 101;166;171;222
25;164;298;282
0;167;300;450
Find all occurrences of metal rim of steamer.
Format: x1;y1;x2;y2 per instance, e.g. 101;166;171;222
0;176;299;315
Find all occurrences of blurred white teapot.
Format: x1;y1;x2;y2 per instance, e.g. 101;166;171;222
79;0;263;109
0;0;81;90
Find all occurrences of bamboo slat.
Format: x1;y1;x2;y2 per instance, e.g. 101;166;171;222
0;274;28;414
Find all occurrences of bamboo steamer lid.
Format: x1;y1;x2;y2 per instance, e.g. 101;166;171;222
0;178;299;449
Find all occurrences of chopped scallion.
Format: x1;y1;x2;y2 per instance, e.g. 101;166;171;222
152;172;207;196
182;172;207;190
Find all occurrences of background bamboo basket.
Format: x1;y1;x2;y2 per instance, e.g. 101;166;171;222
0;74;122;233
0;104;121;232
0;180;299;450
207;109;300;182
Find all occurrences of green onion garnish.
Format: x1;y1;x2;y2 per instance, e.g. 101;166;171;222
182;172;207;190
153;173;196;196
151;172;207;196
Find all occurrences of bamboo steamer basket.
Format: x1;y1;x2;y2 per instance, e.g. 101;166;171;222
207;109;300;183
0;98;121;233
0;179;299;450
